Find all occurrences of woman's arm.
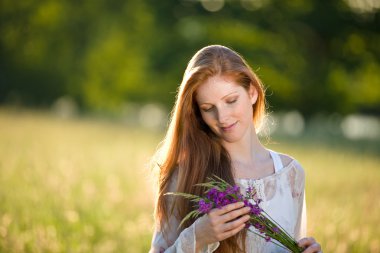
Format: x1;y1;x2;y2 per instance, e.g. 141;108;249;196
194;202;250;250
150;202;251;253
149;221;201;253
291;161;322;253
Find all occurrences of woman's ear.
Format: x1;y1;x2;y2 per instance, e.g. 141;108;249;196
249;84;258;105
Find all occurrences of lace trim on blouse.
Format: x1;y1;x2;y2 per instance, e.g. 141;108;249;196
150;153;306;253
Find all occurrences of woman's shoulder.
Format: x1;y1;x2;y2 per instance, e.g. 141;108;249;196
271;151;306;192
275;151;305;177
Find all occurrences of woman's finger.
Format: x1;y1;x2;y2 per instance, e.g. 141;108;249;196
298;237;322;253
218;223;246;241
210;202;245;216
298;237;316;247
222;214;250;231
302;243;321;253
219;206;251;223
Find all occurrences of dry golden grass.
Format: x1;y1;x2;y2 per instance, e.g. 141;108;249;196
0;108;379;252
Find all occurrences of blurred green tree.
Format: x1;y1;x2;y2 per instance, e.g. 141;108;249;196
1;0;379;116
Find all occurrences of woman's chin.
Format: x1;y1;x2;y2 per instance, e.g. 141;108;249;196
220;134;243;144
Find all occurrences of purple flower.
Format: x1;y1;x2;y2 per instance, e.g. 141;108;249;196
218;191;227;200
243;199;262;216
198;199;213;213
232;185;240;194
222;199;230;206
246;186;257;199
254;223;266;233
225;186;233;195
250;204;262;215
171;176;304;253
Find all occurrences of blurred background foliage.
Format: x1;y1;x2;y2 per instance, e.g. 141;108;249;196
1;1;380;253
1;0;379;117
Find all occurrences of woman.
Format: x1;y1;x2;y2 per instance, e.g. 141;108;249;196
150;45;322;253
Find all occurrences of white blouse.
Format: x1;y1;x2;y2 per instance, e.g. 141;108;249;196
150;150;307;253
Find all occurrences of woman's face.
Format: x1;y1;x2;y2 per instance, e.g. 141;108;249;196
195;75;258;143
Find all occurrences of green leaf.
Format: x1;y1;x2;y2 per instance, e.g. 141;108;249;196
165;192;199;200
194;182;217;188
178;210;200;229
211;175;231;186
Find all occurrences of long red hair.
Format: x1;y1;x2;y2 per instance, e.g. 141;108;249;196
153;45;266;252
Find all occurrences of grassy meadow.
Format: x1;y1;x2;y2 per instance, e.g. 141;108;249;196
0;108;379;253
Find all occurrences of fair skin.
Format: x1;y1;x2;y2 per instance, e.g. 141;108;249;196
194;75;321;252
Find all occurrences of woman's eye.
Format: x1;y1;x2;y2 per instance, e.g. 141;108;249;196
227;99;237;104
202;107;213;112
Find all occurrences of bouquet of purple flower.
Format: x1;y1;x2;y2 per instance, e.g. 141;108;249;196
166;175;303;253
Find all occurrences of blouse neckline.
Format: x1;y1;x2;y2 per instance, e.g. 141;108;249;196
236;159;296;182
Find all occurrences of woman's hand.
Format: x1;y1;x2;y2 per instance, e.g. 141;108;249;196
298;237;322;253
194;202;251;251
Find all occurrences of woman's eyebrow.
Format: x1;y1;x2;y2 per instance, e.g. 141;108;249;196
221;91;238;99
199;91;238;105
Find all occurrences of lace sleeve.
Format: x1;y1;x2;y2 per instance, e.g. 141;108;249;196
292;161;307;240
150;220;220;253
294;192;307;239
150;170;220;253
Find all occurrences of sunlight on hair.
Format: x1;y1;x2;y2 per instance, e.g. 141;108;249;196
259;113;277;137
259;111;306;137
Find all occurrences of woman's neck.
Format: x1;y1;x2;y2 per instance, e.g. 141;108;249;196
222;126;268;168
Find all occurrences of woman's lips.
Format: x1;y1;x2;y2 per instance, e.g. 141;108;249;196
221;122;237;132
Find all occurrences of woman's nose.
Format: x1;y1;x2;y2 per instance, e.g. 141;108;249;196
216;108;229;124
